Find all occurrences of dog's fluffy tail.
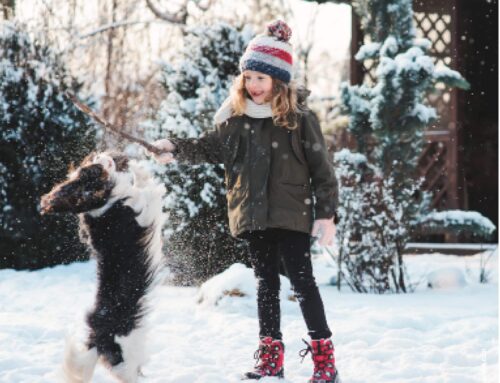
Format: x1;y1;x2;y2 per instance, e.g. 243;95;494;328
62;335;99;383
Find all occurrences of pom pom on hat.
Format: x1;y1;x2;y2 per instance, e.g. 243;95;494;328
267;20;292;43
239;19;294;83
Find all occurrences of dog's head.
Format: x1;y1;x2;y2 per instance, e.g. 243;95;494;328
40;151;129;215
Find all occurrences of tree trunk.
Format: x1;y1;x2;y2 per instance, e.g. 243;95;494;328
103;0;118;122
2;0;15;19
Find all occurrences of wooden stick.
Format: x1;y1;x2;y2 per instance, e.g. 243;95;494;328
65;91;166;155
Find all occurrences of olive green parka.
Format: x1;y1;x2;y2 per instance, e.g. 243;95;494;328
171;106;338;238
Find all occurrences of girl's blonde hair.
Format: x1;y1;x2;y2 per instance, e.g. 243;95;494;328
230;73;302;130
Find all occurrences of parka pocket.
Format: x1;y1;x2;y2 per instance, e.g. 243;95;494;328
277;182;312;210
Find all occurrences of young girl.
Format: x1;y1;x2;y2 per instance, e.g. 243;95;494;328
150;20;340;383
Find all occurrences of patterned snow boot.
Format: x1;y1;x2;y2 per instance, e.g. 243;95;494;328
300;338;340;383
243;337;285;380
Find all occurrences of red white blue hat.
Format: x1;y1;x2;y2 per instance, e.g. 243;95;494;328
240;20;293;84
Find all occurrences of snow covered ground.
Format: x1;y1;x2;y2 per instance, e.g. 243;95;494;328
0;250;497;383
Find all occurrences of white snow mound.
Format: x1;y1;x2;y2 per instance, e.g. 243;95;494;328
197;263;293;306
427;267;467;289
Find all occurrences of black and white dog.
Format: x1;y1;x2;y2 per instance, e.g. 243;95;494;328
41;151;166;383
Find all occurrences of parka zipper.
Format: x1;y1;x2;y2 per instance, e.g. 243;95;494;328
248;117;255;228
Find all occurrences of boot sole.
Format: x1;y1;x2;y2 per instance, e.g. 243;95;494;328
241;369;285;380
310;371;341;383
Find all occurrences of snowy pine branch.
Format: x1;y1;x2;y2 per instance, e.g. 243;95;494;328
433;67;471;90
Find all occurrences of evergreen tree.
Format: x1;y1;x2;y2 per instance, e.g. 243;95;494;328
0;22;97;269
147;23;253;285
337;0;469;292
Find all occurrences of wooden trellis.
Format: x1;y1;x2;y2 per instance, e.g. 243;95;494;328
415;2;461;212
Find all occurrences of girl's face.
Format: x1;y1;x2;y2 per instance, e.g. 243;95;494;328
243;70;273;105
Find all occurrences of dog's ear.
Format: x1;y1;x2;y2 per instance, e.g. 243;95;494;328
113;154;129;172
93;153;116;175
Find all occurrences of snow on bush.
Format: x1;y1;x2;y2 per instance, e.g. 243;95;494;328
417;210;496;239
0;21;97;269
427;267;467;290
334;149;413;293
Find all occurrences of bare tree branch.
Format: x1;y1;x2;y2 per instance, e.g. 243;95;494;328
1;0;16;19
65;92;166;154
145;0;187;24
192;0;213;12
103;0;118;121
78;19;158;39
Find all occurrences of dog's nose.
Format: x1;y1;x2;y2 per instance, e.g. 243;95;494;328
40;194;52;214
40;187;67;214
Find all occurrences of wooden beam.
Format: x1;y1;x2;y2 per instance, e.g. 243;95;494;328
301;0;352;4
404;242;497;255
350;8;363;85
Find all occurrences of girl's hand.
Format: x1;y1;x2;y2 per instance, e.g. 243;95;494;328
148;139;176;164
311;218;336;246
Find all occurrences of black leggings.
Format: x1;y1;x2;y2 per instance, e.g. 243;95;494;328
242;228;332;340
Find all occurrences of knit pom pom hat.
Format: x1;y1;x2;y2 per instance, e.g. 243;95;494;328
239;20;293;84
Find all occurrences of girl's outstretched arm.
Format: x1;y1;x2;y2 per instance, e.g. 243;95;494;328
149;129;223;165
